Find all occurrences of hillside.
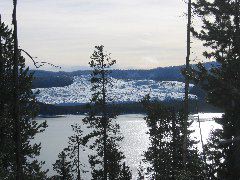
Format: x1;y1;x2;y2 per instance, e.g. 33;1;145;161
34;75;197;105
32;62;218;114
31;62;218;88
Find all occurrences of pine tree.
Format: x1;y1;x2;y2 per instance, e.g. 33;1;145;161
141;95;205;179
0;16;13;178
0;12;48;180
83;45;131;179
65;124;85;180
52;151;73;180
12;0;23;178
203;129;224;180
183;0;192;168
119;162;132;180
136;162;145;180
190;0;240;178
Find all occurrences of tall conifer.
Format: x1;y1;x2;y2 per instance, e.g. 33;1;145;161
65;124;85;180
53;151;73;180
0;10;47;180
12;1;22;178
141;95;204;179
83;45;131;179
183;0;192;167
190;0;240;178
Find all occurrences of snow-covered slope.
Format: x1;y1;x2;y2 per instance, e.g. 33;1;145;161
35;75;197;105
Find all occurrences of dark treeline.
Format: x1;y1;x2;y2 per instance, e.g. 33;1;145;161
32;74;73;88
38;100;221;116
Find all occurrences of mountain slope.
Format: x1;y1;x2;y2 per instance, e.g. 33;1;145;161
35;75;197;105
31;61;218;88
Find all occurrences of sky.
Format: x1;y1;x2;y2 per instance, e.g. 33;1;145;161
0;0;204;70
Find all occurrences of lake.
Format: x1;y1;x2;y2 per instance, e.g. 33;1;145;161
34;113;222;179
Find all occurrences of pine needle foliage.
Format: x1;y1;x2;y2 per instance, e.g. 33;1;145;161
65;124;86;180
52;151;73;180
82;45;131;180
190;0;240;178
141;95;205;180
0;18;47;179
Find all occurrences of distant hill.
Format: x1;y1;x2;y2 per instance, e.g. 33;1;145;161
32;61;220;114
31;70;74;88
31;61;218;88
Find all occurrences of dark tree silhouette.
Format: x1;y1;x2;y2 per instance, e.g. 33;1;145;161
12;0;22;178
83;45;131;179
0;15;3;112
190;0;240;178
0;11;47;180
141;95;205;179
65;124;86;180
203;129;224;180
53;151;73;180
183;0;192;168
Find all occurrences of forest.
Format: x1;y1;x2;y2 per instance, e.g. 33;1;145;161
1;0;240;180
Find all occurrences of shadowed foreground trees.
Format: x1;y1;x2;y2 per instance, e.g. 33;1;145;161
52;124;85;180
141;95;205;180
0;10;47;180
52;151;73;180
65;124;85;180
190;0;240;178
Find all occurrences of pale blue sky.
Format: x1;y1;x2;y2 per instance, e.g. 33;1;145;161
0;0;204;70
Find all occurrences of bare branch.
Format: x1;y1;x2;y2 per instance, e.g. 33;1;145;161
20;49;61;69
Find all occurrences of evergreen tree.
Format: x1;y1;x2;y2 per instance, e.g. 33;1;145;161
119;162;132;180
65;124;85;180
203;129;224;180
141;95;204;179
0;15;13;178
12;0;23;178
0;12;47;180
83;45;131;180
52;151;73;180
136;162;145;180
183;0;192;167
190;0;240;178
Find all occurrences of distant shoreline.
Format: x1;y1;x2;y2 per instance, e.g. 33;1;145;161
37;115;66;118
38;100;222;116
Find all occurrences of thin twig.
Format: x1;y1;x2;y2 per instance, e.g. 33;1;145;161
20;49;61;69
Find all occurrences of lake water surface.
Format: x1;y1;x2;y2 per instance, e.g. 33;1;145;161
34;113;222;179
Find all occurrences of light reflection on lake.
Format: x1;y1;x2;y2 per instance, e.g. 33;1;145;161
34;114;149;179
34;113;222;179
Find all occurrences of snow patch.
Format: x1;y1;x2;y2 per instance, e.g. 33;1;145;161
35;75;197;105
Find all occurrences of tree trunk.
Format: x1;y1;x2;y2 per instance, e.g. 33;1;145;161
101;53;108;180
103;122;107;180
171;109;177;178
0;14;3;99
12;0;22;179
196;103;207;177
0;14;4;152
62;154;66;180
183;0;191;167
77;137;81;180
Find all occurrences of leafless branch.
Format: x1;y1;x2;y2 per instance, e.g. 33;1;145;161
20;49;61;69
